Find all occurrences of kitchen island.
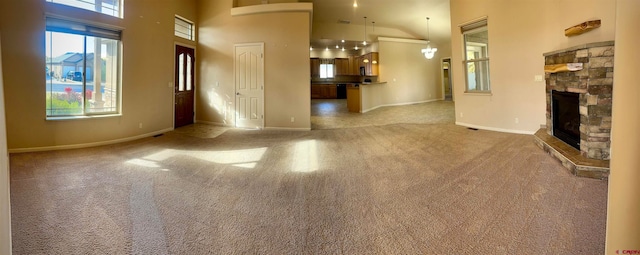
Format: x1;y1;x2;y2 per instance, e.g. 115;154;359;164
346;82;388;113
346;84;360;112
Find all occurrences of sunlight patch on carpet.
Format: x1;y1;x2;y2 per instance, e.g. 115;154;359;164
126;159;165;170
134;147;267;169
292;139;319;173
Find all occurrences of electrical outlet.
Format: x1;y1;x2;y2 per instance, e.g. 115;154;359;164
515;118;519;124
534;75;543;82
139;123;143;129
291;117;295;122
216;81;220;87
460;112;464;118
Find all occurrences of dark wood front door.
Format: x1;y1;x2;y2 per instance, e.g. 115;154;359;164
175;45;195;128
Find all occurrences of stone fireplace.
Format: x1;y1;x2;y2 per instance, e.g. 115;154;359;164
534;41;614;179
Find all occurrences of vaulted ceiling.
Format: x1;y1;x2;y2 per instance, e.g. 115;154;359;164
304;0;451;50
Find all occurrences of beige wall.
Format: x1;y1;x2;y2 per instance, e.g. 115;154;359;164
0;0;197;150
235;0;299;7
606;0;640;252
196;1;311;129
313;22;417;44
369;39;451;109
450;0;616;134
0;34;12;255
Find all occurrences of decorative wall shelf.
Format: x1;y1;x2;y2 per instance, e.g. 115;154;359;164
565;20;601;37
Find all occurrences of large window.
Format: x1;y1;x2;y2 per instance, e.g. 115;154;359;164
46;0;123;18
175;16;195;41
462;19;490;93
45;17;121;117
319;59;335;78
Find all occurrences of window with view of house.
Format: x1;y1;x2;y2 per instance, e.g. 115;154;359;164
175;16;195;41
46;0;123;18
462;18;490;93
45;17;121;117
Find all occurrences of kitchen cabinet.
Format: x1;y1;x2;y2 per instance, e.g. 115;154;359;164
349;56;362;76
335;58;350;76
311;84;337;99
310;58;320;77
363;52;379;76
310;53;377;77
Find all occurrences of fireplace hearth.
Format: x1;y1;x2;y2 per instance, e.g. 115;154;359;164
534;41;614;179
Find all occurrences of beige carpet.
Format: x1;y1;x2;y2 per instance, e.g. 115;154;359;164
10;123;607;254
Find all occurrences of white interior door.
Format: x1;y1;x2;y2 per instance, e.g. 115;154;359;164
235;43;264;129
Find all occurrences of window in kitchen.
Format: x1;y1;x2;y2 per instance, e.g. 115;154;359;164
45;0;123;18
45;17;121;117
462;18;490;93
319;59;335;78
175;16;195;41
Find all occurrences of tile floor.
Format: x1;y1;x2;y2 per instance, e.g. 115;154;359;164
310;99;455;129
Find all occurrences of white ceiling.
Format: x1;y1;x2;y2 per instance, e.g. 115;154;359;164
305;0;451;49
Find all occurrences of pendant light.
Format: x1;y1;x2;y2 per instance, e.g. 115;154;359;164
362;16;369;63
421;17;438;59
371;21;377;64
363;16;368;46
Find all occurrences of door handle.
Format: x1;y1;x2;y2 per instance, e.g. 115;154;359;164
236;92;240;96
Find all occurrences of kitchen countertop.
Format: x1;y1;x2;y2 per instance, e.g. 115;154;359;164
360;81;387;85
348;82;387;87
312;82;387;86
312;82;358;84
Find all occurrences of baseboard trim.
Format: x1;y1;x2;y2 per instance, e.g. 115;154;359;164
9;127;174;153
264;127;311;131
455;122;536;135
362;99;441;113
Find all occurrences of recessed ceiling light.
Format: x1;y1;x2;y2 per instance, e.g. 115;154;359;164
353;1;358;7
336;45;339;49
341;39;345;43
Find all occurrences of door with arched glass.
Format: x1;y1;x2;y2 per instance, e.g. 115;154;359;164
175;45;195;128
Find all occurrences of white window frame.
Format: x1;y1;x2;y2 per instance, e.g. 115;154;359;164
319;64;334;79
45;16;122;119
45;0;123;18
175;15;195;41
462;18;491;94
319;59;335;79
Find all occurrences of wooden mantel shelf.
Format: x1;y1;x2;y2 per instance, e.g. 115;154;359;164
544;63;584;73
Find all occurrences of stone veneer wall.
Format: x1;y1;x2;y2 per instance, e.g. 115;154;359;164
544;41;614;160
